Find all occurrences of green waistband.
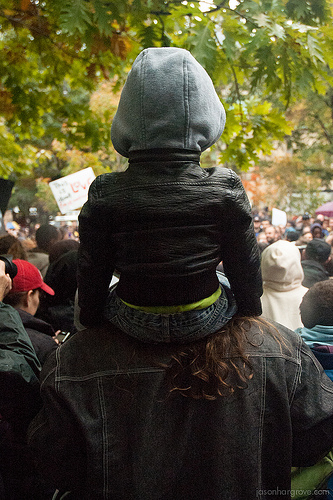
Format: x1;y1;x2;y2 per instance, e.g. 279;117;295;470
121;287;221;313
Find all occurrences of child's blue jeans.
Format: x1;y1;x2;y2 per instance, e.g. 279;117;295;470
104;272;237;344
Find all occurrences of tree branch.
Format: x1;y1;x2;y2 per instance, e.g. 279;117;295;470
312;113;333;144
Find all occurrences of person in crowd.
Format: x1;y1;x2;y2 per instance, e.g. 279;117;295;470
3;259;58;365
294;281;333;499
295;228;312;260
260;217;271;230
48;239;80;265
257;232;267;244
285;220;296;230
302;212;311;229
301;226;313;241
322;217;330;237
257;231;269;254
28;300;333;498
311;221;326;240
284;227;298;242
27;224;61;277
58;225;69;240
77;47;262;342
296;280;333;381
264;224;279;245
302;238;331;288
253;215;262;237
0;233;27;260
324;232;333;277
0;259;44;499
39;240;80;332
260;240;308;330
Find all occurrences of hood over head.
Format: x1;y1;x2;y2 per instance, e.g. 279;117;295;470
261;240;304;291
111;47;226;157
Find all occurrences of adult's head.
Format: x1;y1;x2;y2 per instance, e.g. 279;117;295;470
111;47;226;157
3;259;54;316
322;218;329;230
35;224;61;252
261;240;304;289
0;234;27;260
305;238;331;264
257;232;267;244
302;213;311;227
302;226;312;238
284;227;298;242
300;280;333;329
260;218;271;230
48;239;80;265
264;225;278;245
310;222;324;239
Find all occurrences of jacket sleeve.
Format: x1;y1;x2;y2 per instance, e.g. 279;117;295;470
291;342;333;467
77;177;116;327
27;351;86;494
219;170;263;316
0;303;42;430
0;302;41;381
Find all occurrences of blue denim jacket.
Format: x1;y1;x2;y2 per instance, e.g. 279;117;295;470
28;321;333;500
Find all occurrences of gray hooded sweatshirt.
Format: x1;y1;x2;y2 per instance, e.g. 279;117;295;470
111;47;226;155
78;48;262;327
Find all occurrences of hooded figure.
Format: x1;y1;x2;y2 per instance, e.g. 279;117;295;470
77;47;262;337
261;240;308;330
111;47;225;155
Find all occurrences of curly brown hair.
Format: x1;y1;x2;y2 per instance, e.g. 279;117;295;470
161;316;283;400
0;234;27;260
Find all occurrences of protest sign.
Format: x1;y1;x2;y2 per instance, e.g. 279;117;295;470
271;208;287;227
49;168;95;214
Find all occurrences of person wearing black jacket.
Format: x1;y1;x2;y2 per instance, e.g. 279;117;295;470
77;48;262;342
0;260;44;499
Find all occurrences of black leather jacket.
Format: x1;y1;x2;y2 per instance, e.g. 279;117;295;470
78;150;262;327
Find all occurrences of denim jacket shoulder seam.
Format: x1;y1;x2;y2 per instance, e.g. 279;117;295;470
55;367;165;382
244;352;301;365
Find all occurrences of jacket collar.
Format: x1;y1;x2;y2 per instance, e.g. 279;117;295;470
128;148;200;165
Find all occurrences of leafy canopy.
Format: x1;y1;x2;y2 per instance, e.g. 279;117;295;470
0;0;333;207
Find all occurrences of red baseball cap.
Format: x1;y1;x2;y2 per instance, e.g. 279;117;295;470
10;259;55;295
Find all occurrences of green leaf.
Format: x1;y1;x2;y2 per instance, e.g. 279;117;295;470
92;1;114;36
59;0;93;35
307;33;326;65
137;24;160;48
252;13;270;28
269;23;285;39
188;22;217;73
